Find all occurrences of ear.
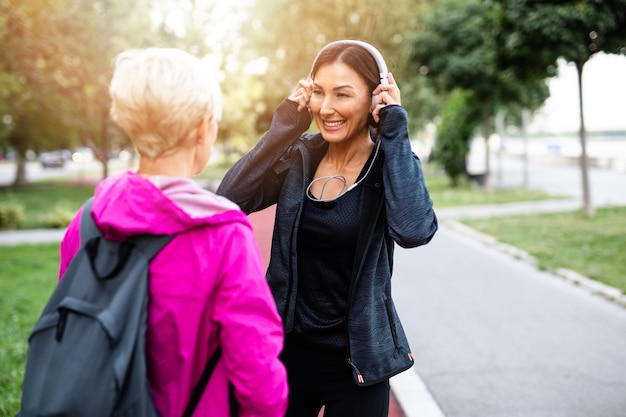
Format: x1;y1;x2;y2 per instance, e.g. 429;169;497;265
196;117;209;143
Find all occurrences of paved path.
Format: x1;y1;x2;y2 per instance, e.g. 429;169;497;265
392;226;626;417
389;156;626;417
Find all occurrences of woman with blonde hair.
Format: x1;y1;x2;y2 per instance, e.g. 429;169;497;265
58;47;288;417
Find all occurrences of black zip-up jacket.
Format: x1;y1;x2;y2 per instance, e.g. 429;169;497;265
217;100;438;386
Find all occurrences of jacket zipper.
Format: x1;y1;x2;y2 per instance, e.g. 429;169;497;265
344;181;385;385
346;358;365;384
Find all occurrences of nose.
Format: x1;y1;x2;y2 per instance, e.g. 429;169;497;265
319;96;335;116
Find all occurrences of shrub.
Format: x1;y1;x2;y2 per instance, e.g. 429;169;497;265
40;202;75;229
433;89;481;186
0;202;25;230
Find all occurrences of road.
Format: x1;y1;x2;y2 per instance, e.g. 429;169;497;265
491;152;626;206
392;229;626;417
0;159;131;187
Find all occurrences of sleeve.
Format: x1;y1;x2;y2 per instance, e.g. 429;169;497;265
211;220;288;417
378;105;439;248
217;99;312;214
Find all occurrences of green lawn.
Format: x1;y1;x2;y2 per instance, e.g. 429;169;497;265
0;182;95;229
0;160;237;230
0;244;58;416
423;172;559;207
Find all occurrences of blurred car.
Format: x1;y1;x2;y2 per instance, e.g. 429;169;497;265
40;151;66;169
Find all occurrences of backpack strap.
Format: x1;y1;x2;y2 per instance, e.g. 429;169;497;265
79;197;100;242
182;347;223;417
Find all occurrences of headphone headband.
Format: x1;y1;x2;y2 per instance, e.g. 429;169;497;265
311;40;389;85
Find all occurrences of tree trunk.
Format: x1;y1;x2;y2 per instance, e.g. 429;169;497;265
481;97;492;194
11;134;28;187
100;110;110;180
521;108;530;189
575;61;594;217
494;109;505;185
13;152;27;187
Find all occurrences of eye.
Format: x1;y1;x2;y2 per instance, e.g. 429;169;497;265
312;88;323;96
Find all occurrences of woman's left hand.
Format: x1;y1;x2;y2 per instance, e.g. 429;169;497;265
372;73;401;123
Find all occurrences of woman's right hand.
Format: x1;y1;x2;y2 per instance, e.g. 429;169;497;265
287;79;312;112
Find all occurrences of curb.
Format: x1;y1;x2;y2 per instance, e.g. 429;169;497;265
0;228;66;246
390;370;445;417
442;218;626;309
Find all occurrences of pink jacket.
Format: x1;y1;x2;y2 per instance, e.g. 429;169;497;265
59;171;288;417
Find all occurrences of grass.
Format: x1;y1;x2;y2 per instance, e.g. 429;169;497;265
0;182;95;229
0;159;236;230
0;244;58;416
461;206;626;294
423;171;559;208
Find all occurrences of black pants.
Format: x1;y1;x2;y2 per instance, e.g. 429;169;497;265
280;341;390;417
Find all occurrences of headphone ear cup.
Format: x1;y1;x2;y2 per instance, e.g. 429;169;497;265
371;94;377;111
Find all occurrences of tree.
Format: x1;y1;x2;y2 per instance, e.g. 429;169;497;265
406;0;553;192
47;0;155;179
0;0;155;185
242;0;434;134
0;0;80;185
433;89;481;185
499;0;626;217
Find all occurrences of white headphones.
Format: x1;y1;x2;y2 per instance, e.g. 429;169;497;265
311;40;389;110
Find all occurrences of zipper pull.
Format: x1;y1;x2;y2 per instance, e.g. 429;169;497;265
346;358;365;384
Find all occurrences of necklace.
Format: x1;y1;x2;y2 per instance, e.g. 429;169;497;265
306;140;381;203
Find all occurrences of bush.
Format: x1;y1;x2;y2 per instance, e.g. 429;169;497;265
39;202;76;229
433;89;481;186
0;202;24;230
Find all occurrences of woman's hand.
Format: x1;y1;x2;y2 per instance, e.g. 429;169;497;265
372;73;401;123
287;79;313;112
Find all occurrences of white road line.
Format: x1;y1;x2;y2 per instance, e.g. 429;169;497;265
390;369;445;417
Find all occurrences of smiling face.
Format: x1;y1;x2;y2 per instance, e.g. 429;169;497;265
309;62;372;144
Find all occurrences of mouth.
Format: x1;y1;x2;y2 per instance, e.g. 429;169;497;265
323;120;345;128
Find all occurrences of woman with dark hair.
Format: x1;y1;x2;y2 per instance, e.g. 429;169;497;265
218;40;438;417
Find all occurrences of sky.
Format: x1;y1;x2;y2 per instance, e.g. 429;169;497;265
528;53;626;134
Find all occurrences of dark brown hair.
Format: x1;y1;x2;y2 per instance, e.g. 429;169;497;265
310;42;381;96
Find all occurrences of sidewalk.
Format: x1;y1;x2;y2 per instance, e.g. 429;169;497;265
0;228;67;246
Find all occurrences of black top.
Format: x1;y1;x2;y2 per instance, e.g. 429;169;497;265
293;148;376;350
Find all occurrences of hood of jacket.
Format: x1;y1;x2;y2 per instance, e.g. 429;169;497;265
92;170;240;241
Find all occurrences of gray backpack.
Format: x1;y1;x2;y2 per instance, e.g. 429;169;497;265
17;198;221;417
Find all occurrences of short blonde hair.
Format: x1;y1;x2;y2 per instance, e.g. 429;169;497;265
109;47;222;159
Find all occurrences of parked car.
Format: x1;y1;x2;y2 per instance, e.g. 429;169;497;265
40;151;66;169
